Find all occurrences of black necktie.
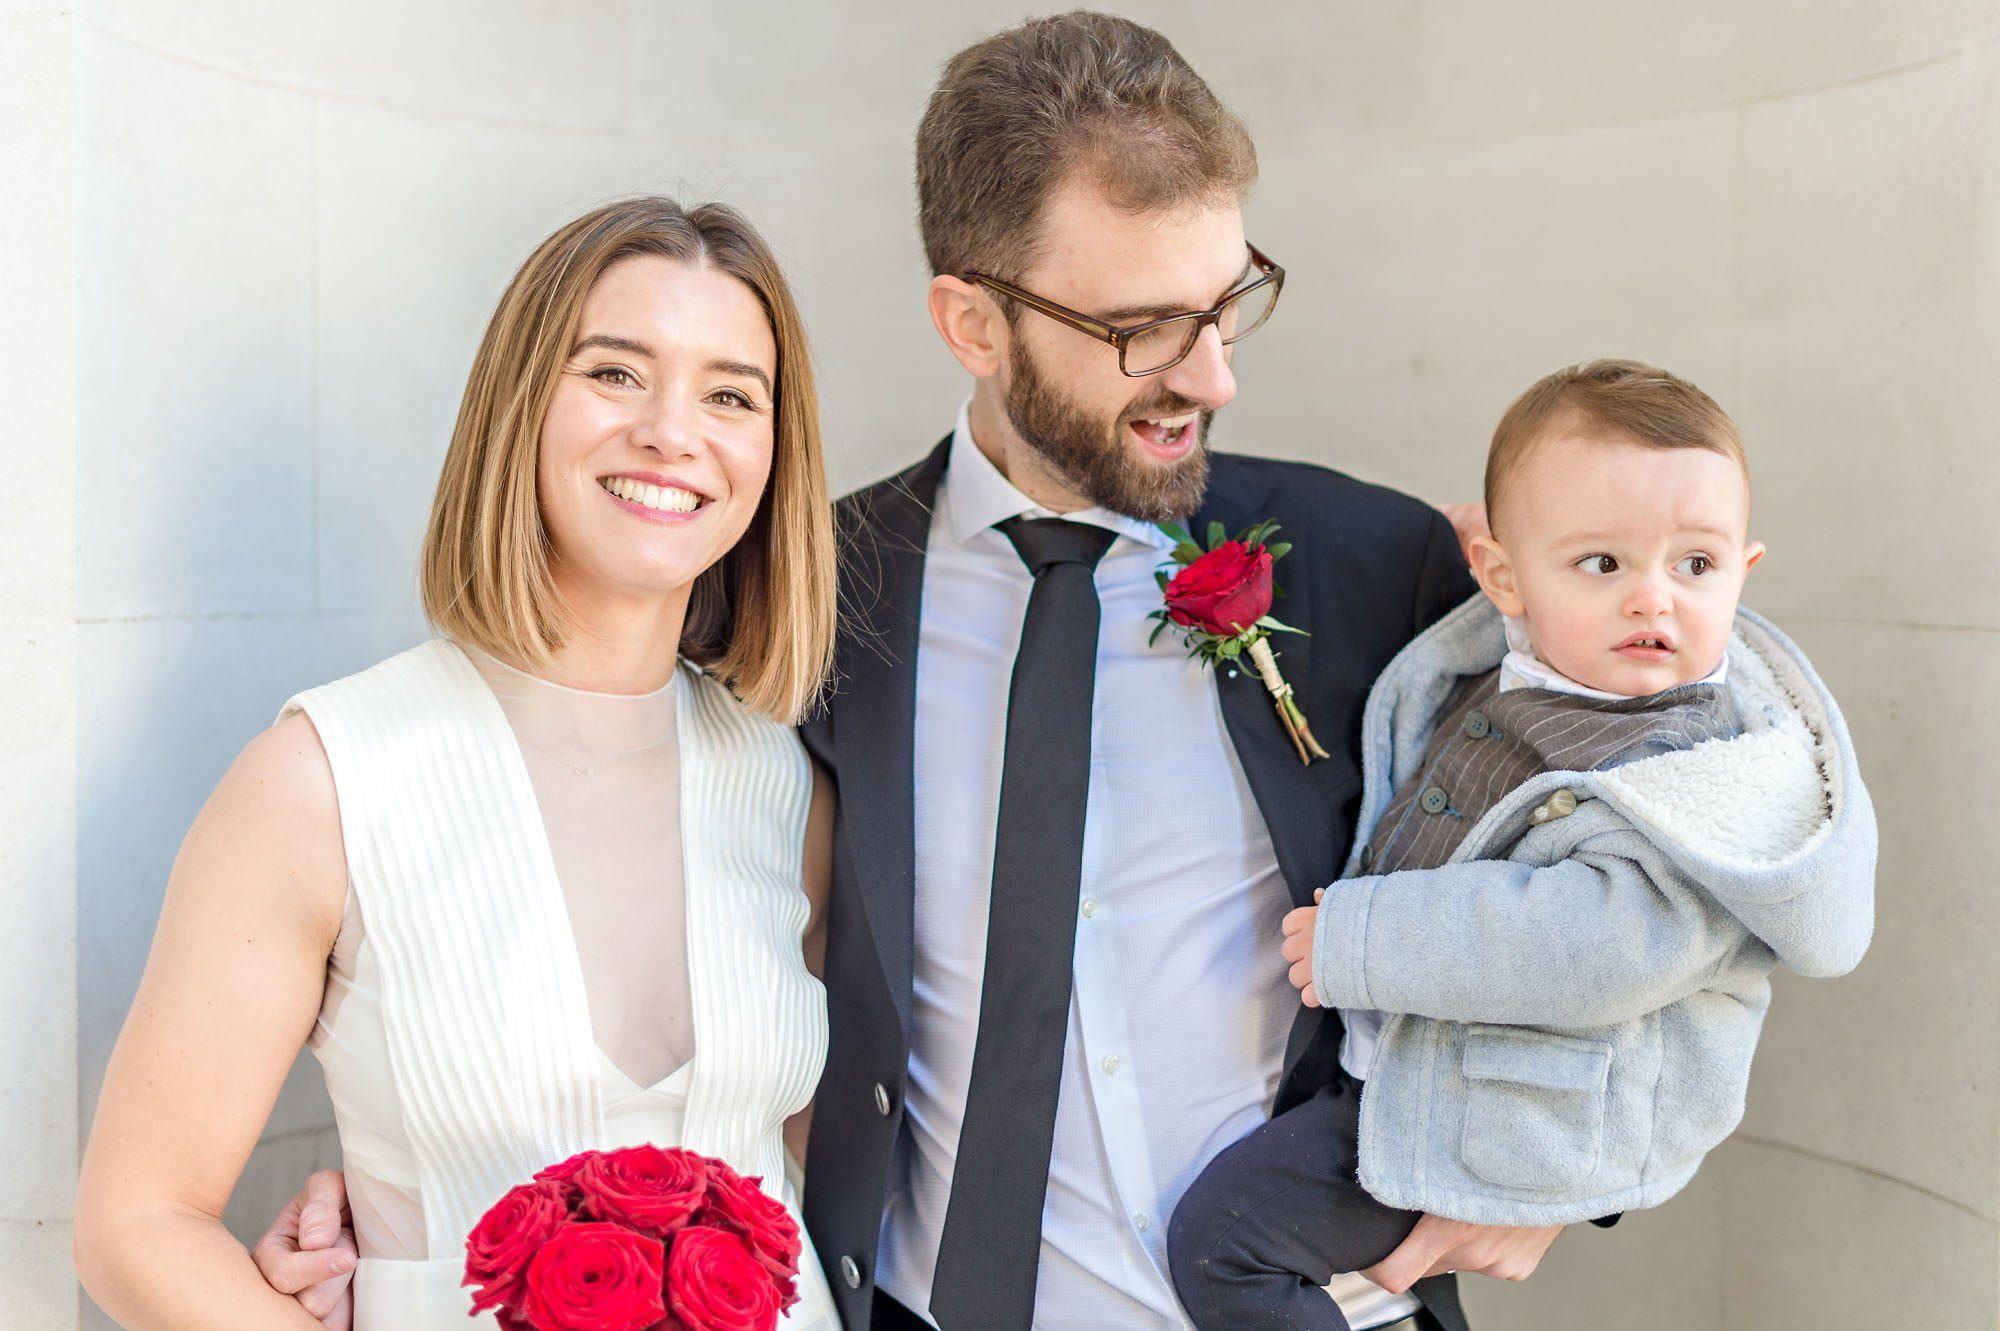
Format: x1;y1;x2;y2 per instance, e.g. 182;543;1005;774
929;517;1117;1331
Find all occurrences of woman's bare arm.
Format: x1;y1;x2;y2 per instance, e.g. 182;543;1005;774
75;711;349;1330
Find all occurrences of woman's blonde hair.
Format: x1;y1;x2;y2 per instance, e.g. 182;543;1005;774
421;197;835;723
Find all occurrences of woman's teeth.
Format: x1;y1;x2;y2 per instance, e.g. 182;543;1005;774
601;476;703;513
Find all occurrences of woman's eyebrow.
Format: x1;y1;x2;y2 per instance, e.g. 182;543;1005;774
709;359;773;395
569;333;654;358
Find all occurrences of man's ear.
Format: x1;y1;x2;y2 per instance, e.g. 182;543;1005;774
927;275;1006;378
1467;534;1525;617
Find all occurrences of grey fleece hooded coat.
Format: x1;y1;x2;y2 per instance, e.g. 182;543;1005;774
1311;594;1877;1226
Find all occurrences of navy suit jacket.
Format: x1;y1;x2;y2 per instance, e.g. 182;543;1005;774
799;438;1477;1329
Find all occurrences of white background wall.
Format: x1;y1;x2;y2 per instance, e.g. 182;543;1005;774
3;3;1994;1328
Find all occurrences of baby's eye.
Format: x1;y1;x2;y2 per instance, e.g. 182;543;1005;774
1676;554;1713;577
1575;554;1619;575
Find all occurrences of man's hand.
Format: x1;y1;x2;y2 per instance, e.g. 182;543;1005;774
1435;502;1490;566
1279;889;1324;1007
1362;1213;1562;1294
249;1169;357;1330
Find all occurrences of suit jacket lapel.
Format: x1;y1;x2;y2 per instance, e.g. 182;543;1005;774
1191;461;1341;908
830;438;949;1037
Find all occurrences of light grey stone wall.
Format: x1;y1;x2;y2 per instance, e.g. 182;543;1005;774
8;4;1992;1328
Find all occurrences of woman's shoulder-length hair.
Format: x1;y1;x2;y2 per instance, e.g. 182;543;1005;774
420;196;835;724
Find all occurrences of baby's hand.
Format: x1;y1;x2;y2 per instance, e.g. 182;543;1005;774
1280;888;1325;1007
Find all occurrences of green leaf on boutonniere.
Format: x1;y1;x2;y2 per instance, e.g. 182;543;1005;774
1264;541;1292;563
1154;569;1171;591
1206;520;1227;548
1157;520;1194;547
1170;541;1204;565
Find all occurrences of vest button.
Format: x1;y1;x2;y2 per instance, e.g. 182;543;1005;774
1420;785;1450;815
1464;710;1492;739
840;1255;863;1289
873;1082;893;1116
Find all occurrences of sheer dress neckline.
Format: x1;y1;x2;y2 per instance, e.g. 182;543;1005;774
459;641;697;1089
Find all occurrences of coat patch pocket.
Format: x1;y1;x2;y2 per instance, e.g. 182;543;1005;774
1458;1027;1612;1192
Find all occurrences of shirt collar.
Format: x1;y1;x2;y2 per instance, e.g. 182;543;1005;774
939;399;1175;553
1498;613;1729;700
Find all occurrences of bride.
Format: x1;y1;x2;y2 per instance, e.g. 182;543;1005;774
74;197;842;1329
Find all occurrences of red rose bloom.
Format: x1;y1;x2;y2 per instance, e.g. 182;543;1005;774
534;1151;595;1189
576;1145;710;1239
464;1180;572;1314
519;1222;667;1331
666;1225;783;1331
1164;540;1273;637
698;1167;803;1309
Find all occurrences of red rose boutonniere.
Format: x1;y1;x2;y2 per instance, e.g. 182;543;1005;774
1149;519;1330;765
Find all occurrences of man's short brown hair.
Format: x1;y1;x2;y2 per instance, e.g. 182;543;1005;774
915;10;1257;282
1485;358;1748;532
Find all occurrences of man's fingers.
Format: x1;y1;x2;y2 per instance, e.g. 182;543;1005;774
296;1252;358;1323
253;1240;357;1296
1363;1215;1464;1295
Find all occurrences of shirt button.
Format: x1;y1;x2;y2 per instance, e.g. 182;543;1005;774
1134;1213;1152;1233
1463;710;1492;739
1420;786;1450;815
1101;1054;1121;1075
1080;899;1098;919
873;1082;893;1116
840;1255;863;1289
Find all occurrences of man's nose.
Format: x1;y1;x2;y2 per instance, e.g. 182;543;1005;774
1159;323;1236;411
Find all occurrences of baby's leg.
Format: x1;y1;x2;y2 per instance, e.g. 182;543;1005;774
1167;1078;1419;1331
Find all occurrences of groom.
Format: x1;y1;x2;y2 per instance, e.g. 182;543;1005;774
256;13;1562;1329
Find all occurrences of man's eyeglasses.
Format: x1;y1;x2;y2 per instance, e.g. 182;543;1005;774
963;244;1284;377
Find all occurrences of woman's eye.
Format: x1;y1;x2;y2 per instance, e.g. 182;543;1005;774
1676;554;1713;577
710;388;761;411
588;366;638;388
1576;554;1619;575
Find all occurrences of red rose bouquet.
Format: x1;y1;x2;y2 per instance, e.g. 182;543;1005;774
464;1145;802;1331
1149;519;1329;764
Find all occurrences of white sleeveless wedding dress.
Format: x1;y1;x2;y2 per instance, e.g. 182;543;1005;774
286;639;838;1329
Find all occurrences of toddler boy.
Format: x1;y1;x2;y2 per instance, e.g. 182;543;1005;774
1166;359;1876;1330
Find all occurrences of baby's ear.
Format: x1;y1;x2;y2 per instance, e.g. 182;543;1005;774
1743;540;1766;571
1467;535;1525;617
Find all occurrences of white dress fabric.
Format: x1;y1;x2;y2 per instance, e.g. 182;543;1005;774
289;639;837;1329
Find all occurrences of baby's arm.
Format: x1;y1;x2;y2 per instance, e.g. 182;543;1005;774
1296;803;1758;1029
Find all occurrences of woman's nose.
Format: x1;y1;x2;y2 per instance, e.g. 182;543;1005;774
633;391;700;458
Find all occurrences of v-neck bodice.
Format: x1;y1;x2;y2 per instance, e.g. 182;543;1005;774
289;639;835;1328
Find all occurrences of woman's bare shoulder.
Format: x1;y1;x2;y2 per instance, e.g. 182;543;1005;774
189;709;348;942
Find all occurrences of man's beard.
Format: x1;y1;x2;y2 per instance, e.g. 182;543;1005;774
1002;336;1213;522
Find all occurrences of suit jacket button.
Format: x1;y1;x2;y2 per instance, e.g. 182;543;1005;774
874;1082;893;1116
841;1255;863;1289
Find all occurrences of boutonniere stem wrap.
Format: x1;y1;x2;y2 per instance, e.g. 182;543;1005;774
1149;520;1330;765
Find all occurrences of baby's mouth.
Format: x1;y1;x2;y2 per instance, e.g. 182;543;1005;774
1615;632;1676;660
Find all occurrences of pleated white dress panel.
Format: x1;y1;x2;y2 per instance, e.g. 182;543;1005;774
287;640;834;1329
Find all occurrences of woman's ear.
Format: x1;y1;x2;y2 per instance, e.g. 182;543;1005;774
927;275;1006;379
1467;534;1525;617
